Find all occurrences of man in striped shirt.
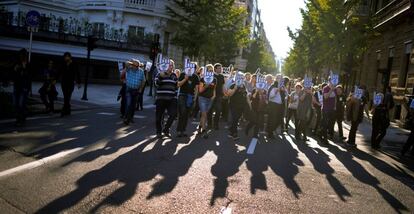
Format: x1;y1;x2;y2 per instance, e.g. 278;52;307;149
155;59;178;138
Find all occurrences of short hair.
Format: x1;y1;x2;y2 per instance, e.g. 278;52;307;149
336;85;343;89
214;63;222;69
265;74;273;80
63;52;72;58
206;64;214;71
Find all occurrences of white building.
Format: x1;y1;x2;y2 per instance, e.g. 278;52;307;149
0;0;183;82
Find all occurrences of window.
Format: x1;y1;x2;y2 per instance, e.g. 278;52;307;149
128;26;145;38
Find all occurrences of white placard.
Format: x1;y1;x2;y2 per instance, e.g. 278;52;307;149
157;54;170;72
145;62;152;71
117;61;123;73
278;78;285;88
304;75;313;89
204;69;214;84
353;86;363;100
256;73;266;89
373;92;382;106
184;58;195;76
410;99;414;109
330;71;339;86
234;72;245;86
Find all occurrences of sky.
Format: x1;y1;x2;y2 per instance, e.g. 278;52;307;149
257;0;305;59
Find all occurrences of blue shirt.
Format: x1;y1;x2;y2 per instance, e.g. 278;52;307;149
126;68;145;89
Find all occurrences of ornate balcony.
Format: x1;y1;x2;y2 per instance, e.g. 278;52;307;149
124;0;156;9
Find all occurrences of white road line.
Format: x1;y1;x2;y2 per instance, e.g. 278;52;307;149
220;207;232;214
247;138;258;155
142;104;156;109
134;115;146;119
97;112;116;116
0;147;82;178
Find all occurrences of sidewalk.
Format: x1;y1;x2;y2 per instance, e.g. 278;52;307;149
1;82;154;119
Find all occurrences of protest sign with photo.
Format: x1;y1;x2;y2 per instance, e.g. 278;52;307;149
256;73;266;89
373;92;382;106
278;78;285;88
204;68;214;84
234;72;245;87
157;54;170;72
184;58;195;76
330;71;339;86
354;86;363;99
145;62;152;71
304;75;313;89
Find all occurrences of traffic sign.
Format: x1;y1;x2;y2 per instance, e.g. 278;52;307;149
26;10;40;27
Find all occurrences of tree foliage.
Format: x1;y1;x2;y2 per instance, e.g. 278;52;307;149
283;0;374;83
246;38;277;74
167;0;250;64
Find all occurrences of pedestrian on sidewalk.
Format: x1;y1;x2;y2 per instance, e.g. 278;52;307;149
192;67;203;120
176;63;200;137
155;59;178;138
370;92;390;149
39;60;58;113
335;85;346;141
207;63;225;130
12;48;32;126
346;87;366;146
123;59;146;125
296;83;313;141
59;52;81;117
198;65;217;138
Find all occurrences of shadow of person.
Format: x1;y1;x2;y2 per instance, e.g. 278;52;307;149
35;138;174;213
210;140;246;206
246;150;268;194
146;136;213;199
326;143;409;213
293;138;351;201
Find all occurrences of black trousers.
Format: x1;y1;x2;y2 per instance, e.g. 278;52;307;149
285;108;297;129
336;118;344;138
208;96;223;128
348;121;360;144
267;102;285;135
322;110;336;138
155;99;177;134
62;85;74;115
39;84;56;111
229;101;250;135
246;111;265;137
296;118;308;138
371;124;387;147
137;86;145;109
177;95;191;132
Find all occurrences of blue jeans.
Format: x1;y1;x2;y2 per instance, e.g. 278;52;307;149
125;88;139;122
13;88;29;122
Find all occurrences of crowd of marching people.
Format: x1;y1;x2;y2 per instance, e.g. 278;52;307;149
117;56;414;156
5;48;414;157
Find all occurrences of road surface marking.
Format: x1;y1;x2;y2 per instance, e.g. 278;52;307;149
142;104;156;109
0;147;82;178
220;207;232;214
134;115;147;119
97;112;116;116
247;138;258;155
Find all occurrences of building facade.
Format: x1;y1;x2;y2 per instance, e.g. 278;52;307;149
0;0;182;83
358;0;414;125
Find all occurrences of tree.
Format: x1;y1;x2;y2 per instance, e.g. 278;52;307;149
167;0;249;64
246;38;277;74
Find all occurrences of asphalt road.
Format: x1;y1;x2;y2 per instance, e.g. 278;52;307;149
0;104;413;213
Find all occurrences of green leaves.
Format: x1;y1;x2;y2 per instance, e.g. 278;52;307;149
168;0;249;64
284;0;374;80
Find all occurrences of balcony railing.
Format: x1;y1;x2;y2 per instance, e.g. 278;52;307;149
0;10;152;53
125;0;156;9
